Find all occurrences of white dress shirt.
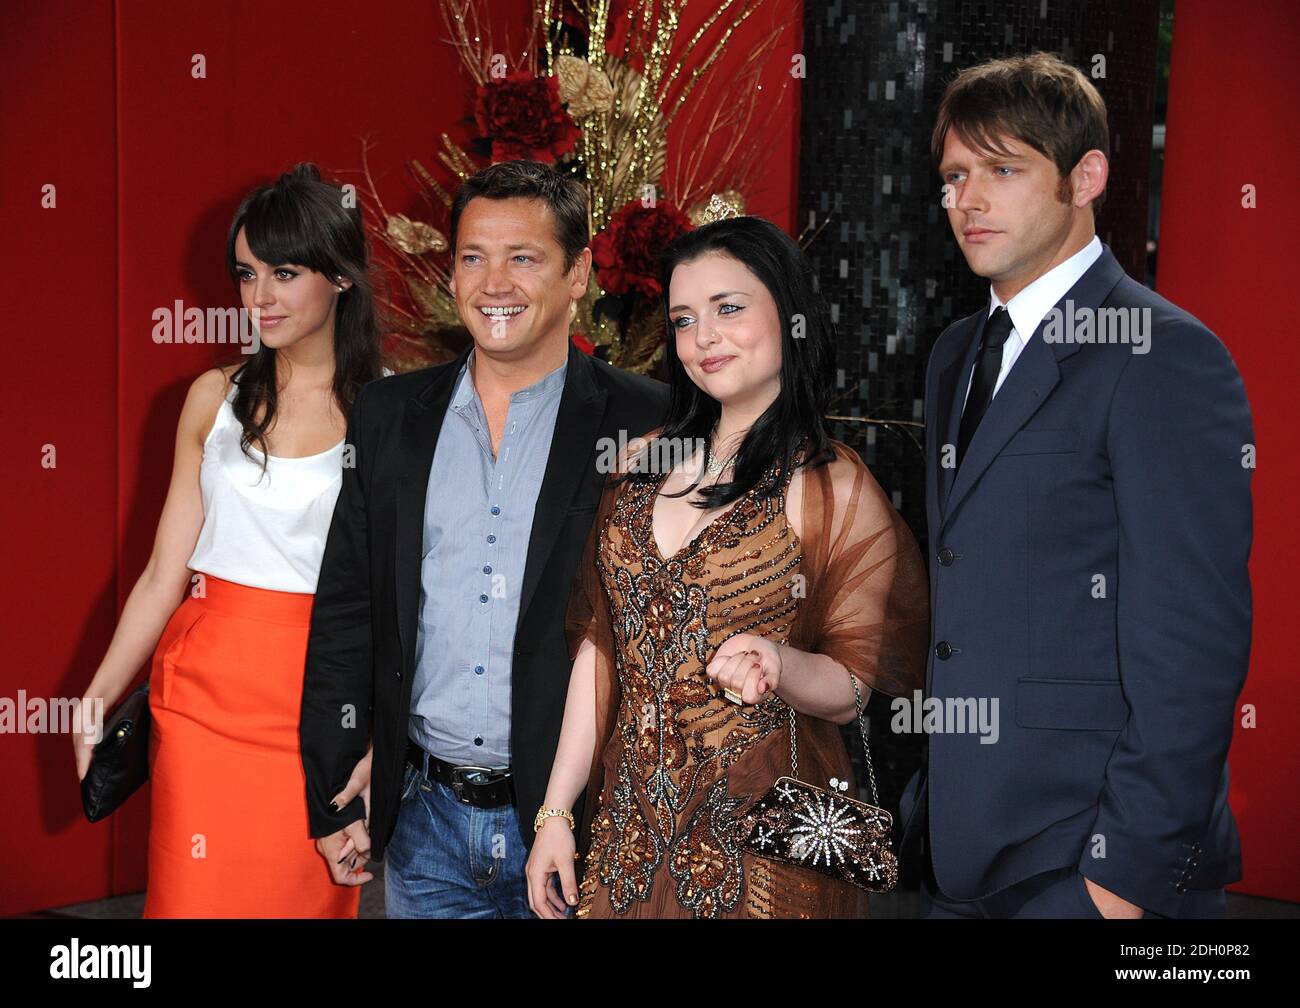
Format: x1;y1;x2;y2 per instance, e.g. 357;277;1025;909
961;235;1103;410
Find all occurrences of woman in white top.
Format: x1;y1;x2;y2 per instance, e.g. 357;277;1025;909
75;163;384;917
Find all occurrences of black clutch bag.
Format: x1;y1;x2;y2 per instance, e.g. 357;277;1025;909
81;681;151;823
736;674;898;892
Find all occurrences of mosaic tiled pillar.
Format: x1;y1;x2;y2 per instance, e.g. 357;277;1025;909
797;0;1160;832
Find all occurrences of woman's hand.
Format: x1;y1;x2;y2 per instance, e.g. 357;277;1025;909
331;741;373;865
525;817;579;919
706;633;783;704
72;700;100;782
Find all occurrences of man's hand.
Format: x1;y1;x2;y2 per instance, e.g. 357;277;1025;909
1083;875;1144;919
314;742;374;886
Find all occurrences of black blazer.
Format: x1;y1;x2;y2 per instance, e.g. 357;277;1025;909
900;245;1254;917
300;341;670;858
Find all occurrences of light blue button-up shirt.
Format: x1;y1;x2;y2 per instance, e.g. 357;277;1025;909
409;348;568;767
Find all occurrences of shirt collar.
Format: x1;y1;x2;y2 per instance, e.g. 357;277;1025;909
451;346;569;412
990;234;1102;338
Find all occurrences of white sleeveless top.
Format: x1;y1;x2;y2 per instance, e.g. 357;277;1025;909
187;378;355;594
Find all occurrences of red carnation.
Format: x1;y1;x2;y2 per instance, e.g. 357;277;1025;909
474;72;582;163
590;199;693;299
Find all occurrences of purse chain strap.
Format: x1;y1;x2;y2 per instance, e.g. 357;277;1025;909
787;673;880;807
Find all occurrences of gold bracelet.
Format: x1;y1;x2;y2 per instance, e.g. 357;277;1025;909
534;806;575;833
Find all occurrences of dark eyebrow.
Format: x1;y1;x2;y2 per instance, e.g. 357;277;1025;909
458;242;546;253
939;151;1030;175
668;290;750;313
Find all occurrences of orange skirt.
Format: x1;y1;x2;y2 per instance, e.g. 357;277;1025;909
143;574;360;918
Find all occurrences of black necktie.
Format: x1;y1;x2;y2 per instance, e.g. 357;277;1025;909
956;306;1013;468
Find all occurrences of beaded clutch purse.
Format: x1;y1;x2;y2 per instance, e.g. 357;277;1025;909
735;674;898;892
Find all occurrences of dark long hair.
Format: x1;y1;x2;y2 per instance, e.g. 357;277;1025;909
223;162;381;472
629;215;836;508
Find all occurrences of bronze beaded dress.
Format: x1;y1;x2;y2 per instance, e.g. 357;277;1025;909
565;436;929;919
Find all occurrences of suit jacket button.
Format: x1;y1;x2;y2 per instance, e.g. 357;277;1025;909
935;641;953;661
937;547;955;566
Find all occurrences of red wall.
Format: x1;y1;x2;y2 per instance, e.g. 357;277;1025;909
1157;0;1300;903
1;0;120;918
0;1;801;915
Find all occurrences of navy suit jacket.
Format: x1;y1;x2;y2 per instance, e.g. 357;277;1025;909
900;245;1253;918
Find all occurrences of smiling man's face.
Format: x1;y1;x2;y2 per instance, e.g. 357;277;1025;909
450;196;590;360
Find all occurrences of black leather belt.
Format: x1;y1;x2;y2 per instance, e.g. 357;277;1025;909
406;739;514;808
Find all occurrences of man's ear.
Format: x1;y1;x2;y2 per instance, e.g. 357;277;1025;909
1071;149;1109;209
567;246;593;300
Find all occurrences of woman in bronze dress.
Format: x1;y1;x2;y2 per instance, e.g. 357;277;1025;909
525;216;929;918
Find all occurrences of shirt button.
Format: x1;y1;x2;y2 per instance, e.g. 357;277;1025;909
474;737;484;747
490;505;500;515
479;594;489;603
483;565;492;574
487;534;497;543
474;665;484;675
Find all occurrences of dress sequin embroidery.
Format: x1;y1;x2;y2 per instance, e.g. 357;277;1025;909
579;457;803;918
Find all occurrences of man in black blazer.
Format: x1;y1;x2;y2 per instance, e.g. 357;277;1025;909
299;161;668;917
900;54;1253;918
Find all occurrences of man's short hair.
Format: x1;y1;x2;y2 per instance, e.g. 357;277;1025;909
932;51;1109;205
450;160;589;271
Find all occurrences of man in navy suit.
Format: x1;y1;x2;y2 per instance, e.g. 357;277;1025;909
899;52;1254;918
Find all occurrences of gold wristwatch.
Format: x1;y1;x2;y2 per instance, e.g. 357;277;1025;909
534;806;575;833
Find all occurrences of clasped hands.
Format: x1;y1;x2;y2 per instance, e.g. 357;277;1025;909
314;741;375;886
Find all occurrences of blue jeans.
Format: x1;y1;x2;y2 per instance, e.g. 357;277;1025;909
384;752;532;919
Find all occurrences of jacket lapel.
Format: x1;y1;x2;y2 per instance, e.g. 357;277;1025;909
941;332;1064;524
394;345;470;675
515;342;608;636
940;246;1127;528
934;316;983;516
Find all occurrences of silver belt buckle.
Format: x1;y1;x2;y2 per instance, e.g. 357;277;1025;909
449;764;499;803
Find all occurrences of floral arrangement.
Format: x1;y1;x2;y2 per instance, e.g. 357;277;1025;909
357;0;795;374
